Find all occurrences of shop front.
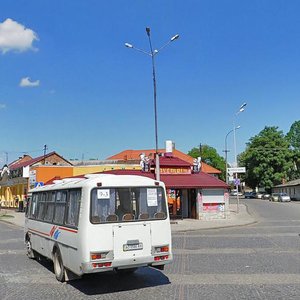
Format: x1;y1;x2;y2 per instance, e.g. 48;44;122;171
103;154;229;220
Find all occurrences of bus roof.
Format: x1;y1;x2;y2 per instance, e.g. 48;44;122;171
29;173;165;192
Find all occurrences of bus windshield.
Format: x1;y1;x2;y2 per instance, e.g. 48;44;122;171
90;187;167;223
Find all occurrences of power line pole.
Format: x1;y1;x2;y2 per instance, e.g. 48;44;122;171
43;145;48;164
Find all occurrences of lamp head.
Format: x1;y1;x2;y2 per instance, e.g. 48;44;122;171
171;34;179;41
146;27;151;36
239;102;247;110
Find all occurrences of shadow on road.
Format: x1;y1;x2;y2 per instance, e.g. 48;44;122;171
37;258;171;295
70;268;171;295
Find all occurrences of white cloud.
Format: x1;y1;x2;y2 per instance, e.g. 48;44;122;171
0;18;38;54
19;77;40;87
0;104;6;109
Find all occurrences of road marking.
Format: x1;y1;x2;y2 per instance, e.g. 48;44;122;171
0;238;23;244
0;249;25;255
174;232;300;238
168;273;300;285
173;248;300;255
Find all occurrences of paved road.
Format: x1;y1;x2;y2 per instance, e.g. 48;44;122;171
1;199;300;299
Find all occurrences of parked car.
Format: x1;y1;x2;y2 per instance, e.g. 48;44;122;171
244;192;257;199
261;193;271;200
271;193;280;202
257;192;264;199
278;193;291;202
230;189;243;196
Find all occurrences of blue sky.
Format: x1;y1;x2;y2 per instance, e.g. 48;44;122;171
1;0;299;166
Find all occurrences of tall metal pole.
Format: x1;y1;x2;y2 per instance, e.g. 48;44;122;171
125;29;179;181
146;27;160;181
233;119;239;213
224;129;233;184
233;103;247;213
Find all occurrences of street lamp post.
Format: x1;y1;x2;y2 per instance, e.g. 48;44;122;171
233;102;247;213
224;126;240;184
125;28;179;181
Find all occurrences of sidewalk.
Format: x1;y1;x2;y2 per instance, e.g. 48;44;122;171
0;209;26;228
171;204;256;232
0;204;256;231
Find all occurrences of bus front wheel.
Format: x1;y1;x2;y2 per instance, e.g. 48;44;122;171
53;248;65;282
26;238;36;259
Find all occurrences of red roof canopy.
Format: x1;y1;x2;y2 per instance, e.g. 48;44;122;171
102;169;228;189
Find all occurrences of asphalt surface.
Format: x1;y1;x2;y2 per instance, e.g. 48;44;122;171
1;198;300;299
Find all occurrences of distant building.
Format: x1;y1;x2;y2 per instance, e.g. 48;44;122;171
0;152;72;208
273;179;300;200
105;143;228;220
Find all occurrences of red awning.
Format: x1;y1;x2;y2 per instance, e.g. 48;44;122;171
102;170;228;189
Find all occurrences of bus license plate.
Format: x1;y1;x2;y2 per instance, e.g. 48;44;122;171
123;243;143;251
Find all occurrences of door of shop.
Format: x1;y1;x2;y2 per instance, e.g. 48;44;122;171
167;189;182;219
188;189;197;219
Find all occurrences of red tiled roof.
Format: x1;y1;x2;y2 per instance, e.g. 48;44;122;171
102;169;228;189
106;149;222;174
9;151;71;171
8;155;32;168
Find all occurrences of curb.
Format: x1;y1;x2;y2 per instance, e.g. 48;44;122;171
171;220;258;233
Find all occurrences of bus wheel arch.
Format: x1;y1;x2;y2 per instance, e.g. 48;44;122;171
52;245;65;282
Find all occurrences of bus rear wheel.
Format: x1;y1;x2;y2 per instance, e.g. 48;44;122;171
53;249;65;282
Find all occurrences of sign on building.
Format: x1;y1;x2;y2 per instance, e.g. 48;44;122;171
29;170;36;187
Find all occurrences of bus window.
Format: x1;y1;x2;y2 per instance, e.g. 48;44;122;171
37;193;47;221
90;187;167;223
44;191;55;222
116;189;134;220
53;191;67;225
65;189;81;227
91;188;116;223
30;193;38;219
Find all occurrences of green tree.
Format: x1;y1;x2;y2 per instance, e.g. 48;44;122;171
188;145;226;181
287;120;300;149
286;120;300;179
239;126;293;191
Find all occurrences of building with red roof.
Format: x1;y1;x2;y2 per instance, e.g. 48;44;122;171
104;150;228;220
0;152;72;208
107;148;222;176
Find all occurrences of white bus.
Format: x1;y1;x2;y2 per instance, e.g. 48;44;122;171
24;174;172;282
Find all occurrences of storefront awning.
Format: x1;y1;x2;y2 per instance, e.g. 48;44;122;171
102;170;228;189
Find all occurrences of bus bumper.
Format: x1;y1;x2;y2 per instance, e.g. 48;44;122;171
81;255;172;274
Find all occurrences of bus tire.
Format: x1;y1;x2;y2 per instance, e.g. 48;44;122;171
53;248;65;282
25;237;36;259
